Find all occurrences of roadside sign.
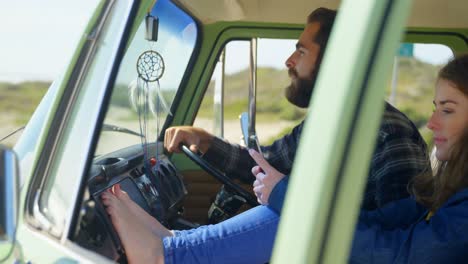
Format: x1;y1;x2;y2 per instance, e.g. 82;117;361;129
398;43;414;57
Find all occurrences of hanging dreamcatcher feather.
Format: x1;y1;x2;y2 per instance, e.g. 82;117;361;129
129;40;171;172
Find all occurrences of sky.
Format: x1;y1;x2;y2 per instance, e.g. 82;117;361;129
0;0;454;84
0;0;98;83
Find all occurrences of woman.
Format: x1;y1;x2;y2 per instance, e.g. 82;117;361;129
347;54;468;263
102;54;468;263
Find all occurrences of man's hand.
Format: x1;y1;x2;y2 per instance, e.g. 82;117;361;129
164;126;214;153
249;149;285;205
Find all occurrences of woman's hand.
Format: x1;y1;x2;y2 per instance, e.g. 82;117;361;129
249;149;286;205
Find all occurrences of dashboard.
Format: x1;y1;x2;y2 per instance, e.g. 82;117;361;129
72;142;187;262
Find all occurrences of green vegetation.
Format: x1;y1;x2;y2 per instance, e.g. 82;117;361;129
384;57;440;146
201;57;437;122
0;81;50;125
199;67;306;122
0;57;440;147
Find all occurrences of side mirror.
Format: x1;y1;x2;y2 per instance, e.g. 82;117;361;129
239;112;262;154
0;146;19;258
240;112;250;147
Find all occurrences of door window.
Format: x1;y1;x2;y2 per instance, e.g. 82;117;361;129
194;38;304;145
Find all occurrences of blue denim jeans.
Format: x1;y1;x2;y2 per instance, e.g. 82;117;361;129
163;205;279;264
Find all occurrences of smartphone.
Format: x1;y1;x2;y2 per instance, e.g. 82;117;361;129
249;135;263;156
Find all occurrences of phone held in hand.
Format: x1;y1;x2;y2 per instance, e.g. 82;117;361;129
249;135;263;156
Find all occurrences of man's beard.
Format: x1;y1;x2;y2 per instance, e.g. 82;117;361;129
285;68;317;108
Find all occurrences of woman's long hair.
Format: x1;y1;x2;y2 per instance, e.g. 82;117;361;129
410;54;468;212
410;130;468;211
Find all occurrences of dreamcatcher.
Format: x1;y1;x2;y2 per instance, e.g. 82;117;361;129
129;14;171;171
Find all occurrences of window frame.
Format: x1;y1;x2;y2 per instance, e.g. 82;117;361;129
23;0;136;244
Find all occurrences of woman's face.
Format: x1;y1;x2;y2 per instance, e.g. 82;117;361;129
427;78;468;161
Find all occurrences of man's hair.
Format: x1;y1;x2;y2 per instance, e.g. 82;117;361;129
307;8;337;69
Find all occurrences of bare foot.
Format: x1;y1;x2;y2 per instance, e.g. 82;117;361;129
104;184;173;238
101;186;165;264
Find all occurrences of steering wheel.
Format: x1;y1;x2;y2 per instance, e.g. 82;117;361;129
180;145;259;207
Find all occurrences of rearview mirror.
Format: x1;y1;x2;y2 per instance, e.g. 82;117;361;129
0;146;19;258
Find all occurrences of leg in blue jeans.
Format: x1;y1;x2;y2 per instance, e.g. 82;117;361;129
163;205;279;264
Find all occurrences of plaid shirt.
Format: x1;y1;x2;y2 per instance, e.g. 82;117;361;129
204;102;429;212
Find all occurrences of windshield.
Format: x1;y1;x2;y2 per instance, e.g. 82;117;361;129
14;79;59;186
95;0;197;155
